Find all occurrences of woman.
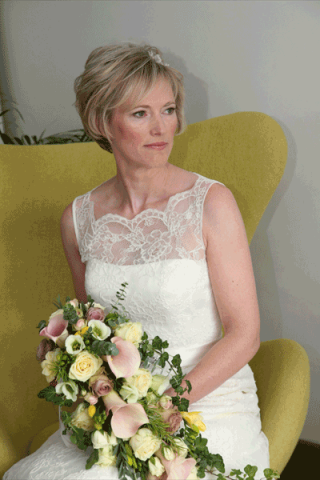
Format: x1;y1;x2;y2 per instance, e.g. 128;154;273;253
4;43;270;479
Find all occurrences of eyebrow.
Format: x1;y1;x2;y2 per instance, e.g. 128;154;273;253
132;101;176;109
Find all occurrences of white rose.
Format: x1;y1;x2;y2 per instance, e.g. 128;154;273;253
67;299;79;308
145;391;158;405
150;374;171;396
114;321;143;346
96;445;116;467
163;446;175;461
69;351;103;382
91;430;117;449
173;438;188;458
41;348;61;382
88;320;111;341
55;380;79;402
148;456;165;477
65;335;85;355
186;466;200;480
129;428;162;461
125;368;152;399
119;384;140;404
71;403;95;431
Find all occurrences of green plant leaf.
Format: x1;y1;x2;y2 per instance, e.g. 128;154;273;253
85;449;99;470
0;132;15;144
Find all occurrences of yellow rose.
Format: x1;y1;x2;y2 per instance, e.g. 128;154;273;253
114;322;143;346
71;403;95;431
69;351;103;382
180;411;206;432
41;349;61;382
125;368;152;399
129;428;162;461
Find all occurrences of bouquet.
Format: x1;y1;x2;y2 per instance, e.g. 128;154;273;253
36;283;279;480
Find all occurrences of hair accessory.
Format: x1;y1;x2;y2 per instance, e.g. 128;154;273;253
148;49;169;67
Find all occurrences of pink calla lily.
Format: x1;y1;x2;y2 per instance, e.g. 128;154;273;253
156;451;196;480
102;390;149;438
102;336;140;379
40;313;69;347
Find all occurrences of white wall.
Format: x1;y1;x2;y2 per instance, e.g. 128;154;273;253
1;0;319;443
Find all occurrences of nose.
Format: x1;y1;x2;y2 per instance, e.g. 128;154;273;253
150;112;166;136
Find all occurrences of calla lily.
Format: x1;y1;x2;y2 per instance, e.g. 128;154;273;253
102;336;140;379
102;390;149;438
156;450;196;480
40;313;69;347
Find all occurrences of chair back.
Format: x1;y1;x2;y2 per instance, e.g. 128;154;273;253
0;111;287;461
249;339;310;473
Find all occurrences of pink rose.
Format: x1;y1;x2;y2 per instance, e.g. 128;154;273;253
87;307;105;322
84;393;99;405
159;407;183;434
74;318;86;331
89;367;114;397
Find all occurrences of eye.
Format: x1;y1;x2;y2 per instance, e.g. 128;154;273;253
133;110;146;118
165;107;176;114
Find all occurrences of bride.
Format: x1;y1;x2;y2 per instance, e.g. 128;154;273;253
4;43;270;479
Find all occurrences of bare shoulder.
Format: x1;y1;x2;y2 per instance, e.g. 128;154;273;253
60;201;77;247
202;183;246;247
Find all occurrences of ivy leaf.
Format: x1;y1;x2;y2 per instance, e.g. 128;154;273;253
172;354;182;368
244;465;258;477
37;386;73;407
85;447;99;469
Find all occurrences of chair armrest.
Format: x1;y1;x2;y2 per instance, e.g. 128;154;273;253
0;422;21;478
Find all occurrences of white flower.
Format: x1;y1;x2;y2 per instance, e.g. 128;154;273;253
91;430;117;449
129;428;162;461
119;384;140;404
69;351;103;382
88;320;111;341
49;309;64;319
41;348;61;383
85;302;106;311
96;445;116;467
65;335;85;355
70;403;95;431
173;438;188;458
55;380;79;402
151;374;171;395
67;299;79;308
163;446;175;461
124;368;152;399
148;456;165;477
114;321;143;346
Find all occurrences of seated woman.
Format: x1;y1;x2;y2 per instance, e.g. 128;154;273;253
4;42;270;479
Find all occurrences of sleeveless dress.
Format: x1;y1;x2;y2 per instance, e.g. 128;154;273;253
4;172;270;480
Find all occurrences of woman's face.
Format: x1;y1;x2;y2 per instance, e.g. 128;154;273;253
107;77;178;169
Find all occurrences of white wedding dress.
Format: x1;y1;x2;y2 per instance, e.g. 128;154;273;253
4;172;270;480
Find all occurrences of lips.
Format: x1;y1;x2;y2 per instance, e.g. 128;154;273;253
145;142;168;147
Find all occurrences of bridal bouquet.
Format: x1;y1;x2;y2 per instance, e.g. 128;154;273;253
36;283;279;480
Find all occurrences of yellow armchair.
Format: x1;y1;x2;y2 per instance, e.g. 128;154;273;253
0;112;309;477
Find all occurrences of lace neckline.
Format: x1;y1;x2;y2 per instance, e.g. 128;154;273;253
90;172;201;224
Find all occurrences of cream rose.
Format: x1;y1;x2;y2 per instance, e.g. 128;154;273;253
91;430;117;449
148;456;165;477
114;321;143;346
162;446;175;461
69;351;103;382
41;348;61;383
173;438;188;458
70;403;95;431
96;445;117;467
124;368;152;399
150;374;171;396
129;428;162;461
119;384;140;404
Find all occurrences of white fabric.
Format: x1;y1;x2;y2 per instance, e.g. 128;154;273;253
4;173;270;479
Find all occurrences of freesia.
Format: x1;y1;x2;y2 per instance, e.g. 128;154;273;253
180;411;206;432
102;390;149;438
103;336;140;379
39;312;68;348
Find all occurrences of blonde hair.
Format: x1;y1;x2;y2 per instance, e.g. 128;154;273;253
74;43;187;153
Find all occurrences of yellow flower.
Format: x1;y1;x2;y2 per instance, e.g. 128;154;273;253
74;326;89;336
88;405;96;417
180;411;206;432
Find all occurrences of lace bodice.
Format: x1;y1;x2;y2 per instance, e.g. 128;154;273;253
72;173;224;358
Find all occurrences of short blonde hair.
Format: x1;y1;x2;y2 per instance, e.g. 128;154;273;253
74;43;187;153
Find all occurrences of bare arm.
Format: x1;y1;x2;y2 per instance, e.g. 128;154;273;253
165;183;260;404
60;203;87;303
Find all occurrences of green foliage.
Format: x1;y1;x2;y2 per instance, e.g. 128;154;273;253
91;339;119;357
37;385;73;407
36;320;47;331
86;449;99;470
63;303;79;325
